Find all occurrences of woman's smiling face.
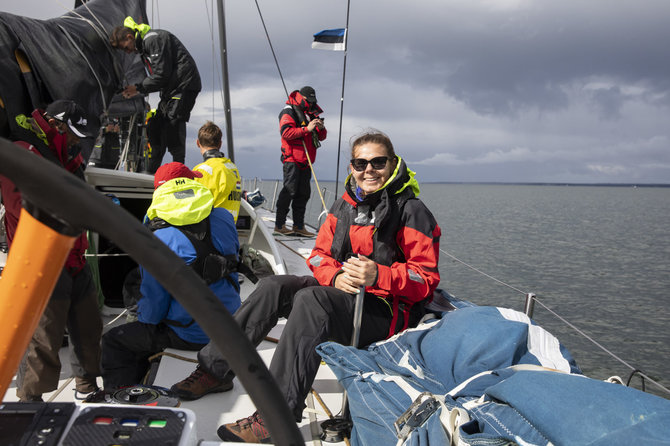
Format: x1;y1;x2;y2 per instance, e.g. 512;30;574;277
350;142;396;196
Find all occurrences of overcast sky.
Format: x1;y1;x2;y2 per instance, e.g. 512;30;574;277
8;0;670;183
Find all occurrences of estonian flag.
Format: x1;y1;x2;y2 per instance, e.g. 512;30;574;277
312;28;346;51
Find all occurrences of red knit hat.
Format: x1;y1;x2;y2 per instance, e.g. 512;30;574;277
153;162;202;189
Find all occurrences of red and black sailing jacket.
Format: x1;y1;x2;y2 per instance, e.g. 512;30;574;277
278;90;327;167
0;109;88;274
307;157;441;338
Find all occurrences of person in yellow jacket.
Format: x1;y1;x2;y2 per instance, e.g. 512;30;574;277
192;121;242;222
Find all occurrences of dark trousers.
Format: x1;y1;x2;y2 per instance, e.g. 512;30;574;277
145;90;198;173
198;275;400;421
146;119;186;174
275;162;311;229
102;321;205;389
16;265;102;399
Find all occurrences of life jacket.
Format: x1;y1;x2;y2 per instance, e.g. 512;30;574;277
148;216;256;288
326;157;432;337
4;109;87;273
278;90;325;165
14;109;84;175
147;216;257;328
194;150;242;222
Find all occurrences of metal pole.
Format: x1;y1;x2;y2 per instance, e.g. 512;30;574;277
334;0;352;198
271;180;279;212
216;0;234;162
350;286;364;347
524;293;536;318
339;286;364;416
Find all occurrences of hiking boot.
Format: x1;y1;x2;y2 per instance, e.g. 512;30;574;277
18;394;43;402
292;226;316;237
75;376;100;394
273;225;293;235
217;411;271;443
170;366;233;400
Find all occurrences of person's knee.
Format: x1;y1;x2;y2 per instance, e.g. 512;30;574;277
292;287;325;311
101;327;119;350
283;183;299;198
101;323;134;350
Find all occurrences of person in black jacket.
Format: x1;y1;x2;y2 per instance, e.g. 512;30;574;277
110;17;201;173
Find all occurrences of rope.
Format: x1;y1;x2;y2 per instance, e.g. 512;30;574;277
147;351;199;364
440;248;526;296
116;113;137;170
253;0;329;216
302;141;329;215
57;25;107;111
532;297;670;395
441;246;670;396
310;388;334;419
105;308;128;327
58;2;132;107
46;377;74;402
309;389;352;446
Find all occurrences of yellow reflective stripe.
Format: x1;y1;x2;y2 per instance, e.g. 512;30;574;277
15;114;47;145
377;295;393;315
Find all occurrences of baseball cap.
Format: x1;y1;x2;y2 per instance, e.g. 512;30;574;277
45;99;92;137
154;162;203;189
299;86;317;104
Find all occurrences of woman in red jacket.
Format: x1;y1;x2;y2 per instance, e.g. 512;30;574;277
172;129;441;443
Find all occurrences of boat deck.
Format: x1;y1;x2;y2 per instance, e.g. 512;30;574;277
2;207;346;445
153;209;346;444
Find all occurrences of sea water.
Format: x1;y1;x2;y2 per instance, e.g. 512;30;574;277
288;181;670;398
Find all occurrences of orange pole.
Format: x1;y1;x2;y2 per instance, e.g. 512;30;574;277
0;208;74;399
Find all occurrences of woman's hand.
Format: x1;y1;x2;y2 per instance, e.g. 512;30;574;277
334;254;378;294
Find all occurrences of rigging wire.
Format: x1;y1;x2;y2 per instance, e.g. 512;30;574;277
252;0;289;99
440;248;526;296
333;0;352;199
205;0;216;121
53;1;126;112
204;0;227;121
439;246;670;396
252;0;328;215
57;25;107;111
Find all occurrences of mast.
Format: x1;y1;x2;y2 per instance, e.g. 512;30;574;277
216;0;234;162
334;0;352;198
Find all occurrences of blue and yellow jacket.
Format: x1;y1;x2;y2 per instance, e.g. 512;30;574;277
139;178;240;344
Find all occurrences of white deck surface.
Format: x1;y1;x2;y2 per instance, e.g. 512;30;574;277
2;207;347;445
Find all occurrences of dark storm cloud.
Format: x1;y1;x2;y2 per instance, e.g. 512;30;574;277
8;0;670;183
343;1;670;119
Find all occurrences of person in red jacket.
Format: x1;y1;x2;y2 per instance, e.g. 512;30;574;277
0;100;102;401
274;86;327;236
170;129;441;443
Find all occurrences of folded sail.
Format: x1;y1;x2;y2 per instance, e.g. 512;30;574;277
0;0;147;147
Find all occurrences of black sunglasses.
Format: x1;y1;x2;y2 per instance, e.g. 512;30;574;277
350;156;389;172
